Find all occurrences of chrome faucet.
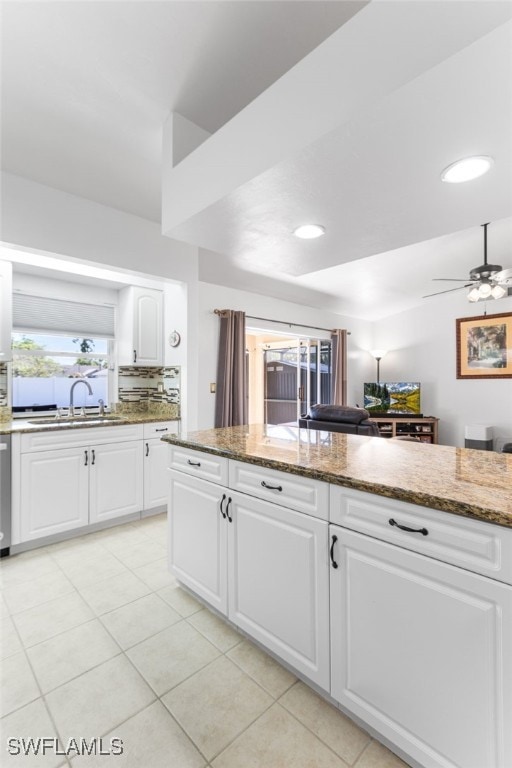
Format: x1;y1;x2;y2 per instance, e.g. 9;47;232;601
69;379;93;416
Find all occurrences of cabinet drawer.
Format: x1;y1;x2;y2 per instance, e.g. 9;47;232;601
143;421;178;439
20;424;144;452
229;460;329;520
168;446;228;485
330;486;512;584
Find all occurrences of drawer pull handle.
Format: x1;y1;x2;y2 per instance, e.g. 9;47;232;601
187;460;201;467
225;497;233;523
330;535;338;569
261;481;283;492
155;428;168;432
219;494;227;519
389;518;428;536
146;442;149;457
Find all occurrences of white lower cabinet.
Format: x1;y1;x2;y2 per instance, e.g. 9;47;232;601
89;441;143;524
20;447;89;541
20;440;143;540
228;491;329;689
168;470;228;613
16;425;146;543
168;469;330;688
330;525;512;768
143;438;170;510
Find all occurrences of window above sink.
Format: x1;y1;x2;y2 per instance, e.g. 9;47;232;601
12;332;113;410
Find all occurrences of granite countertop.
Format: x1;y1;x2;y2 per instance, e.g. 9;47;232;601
0;410;180;435
162;424;512;528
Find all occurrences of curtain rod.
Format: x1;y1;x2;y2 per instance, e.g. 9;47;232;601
213;309;350;335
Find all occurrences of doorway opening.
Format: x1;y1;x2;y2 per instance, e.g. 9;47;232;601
246;331;332;425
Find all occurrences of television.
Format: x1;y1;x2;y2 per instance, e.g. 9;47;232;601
364;382;421;415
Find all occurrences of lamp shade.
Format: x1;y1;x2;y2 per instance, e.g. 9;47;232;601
370;349;387;360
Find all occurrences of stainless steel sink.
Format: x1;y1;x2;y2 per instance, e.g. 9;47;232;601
28;416;123;426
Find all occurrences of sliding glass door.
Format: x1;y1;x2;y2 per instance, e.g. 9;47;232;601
263;339;331;425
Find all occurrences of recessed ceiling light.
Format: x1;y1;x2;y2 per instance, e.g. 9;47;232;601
293;224;325;239
441;156;493;183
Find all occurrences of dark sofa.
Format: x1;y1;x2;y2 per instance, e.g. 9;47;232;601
298;404;380;436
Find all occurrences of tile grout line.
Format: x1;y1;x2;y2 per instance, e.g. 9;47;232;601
4;514;411;767
1;600;74;768
90;612;213;765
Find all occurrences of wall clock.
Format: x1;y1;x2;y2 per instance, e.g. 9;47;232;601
169;331;181;347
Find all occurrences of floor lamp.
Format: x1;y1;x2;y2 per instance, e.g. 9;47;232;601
370;349;387;383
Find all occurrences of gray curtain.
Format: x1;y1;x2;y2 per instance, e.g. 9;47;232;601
331;328;347;405
215;310;247;427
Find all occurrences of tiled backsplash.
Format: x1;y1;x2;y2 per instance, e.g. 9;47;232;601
116;365;180;418
0;362;8;421
0;363;7;406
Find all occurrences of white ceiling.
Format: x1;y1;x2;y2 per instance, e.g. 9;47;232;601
1;1;512;321
1;1;364;222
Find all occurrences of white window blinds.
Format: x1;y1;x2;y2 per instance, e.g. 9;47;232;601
13;294;115;338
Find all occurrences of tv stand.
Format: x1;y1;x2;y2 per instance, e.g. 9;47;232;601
372;416;439;444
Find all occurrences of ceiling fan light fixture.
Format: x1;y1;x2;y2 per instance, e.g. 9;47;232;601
491;284;507;300
468;286;480;302
478;281;492;298
441;156;493;183
293;224;325;239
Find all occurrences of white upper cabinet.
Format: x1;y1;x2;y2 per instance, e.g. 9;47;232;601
118;286;163;366
0;260;13;362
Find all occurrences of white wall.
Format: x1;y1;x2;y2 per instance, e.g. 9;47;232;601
1;172;199;284
374;292;512;447
197;281;373;430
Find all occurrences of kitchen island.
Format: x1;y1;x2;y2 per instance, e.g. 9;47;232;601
164;424;512;768
162;422;512;526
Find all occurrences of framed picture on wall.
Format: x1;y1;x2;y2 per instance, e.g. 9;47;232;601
456;312;512;379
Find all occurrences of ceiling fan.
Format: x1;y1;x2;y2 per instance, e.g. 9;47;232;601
423;222;512;301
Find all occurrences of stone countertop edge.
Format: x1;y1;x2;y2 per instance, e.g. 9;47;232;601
162;433;512;530
0;413;181;435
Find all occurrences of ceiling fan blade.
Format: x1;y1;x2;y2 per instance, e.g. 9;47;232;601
431;278;476;282
493;267;512;282
422;284;472;298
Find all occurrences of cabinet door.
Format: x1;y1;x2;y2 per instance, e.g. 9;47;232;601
118;286;163;366
330;526;512;768
20;447;89;541
144;438;169;510
0;260;12;362
133;287;163;365
168;470;227;614
228;492;330;690
89;440;143;524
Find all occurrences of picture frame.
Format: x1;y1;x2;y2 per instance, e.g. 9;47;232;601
456;312;512;379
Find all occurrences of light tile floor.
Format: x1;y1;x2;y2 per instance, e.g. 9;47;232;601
0;514;411;768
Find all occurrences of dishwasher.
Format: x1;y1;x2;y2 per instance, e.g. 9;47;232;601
0;434;11;557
